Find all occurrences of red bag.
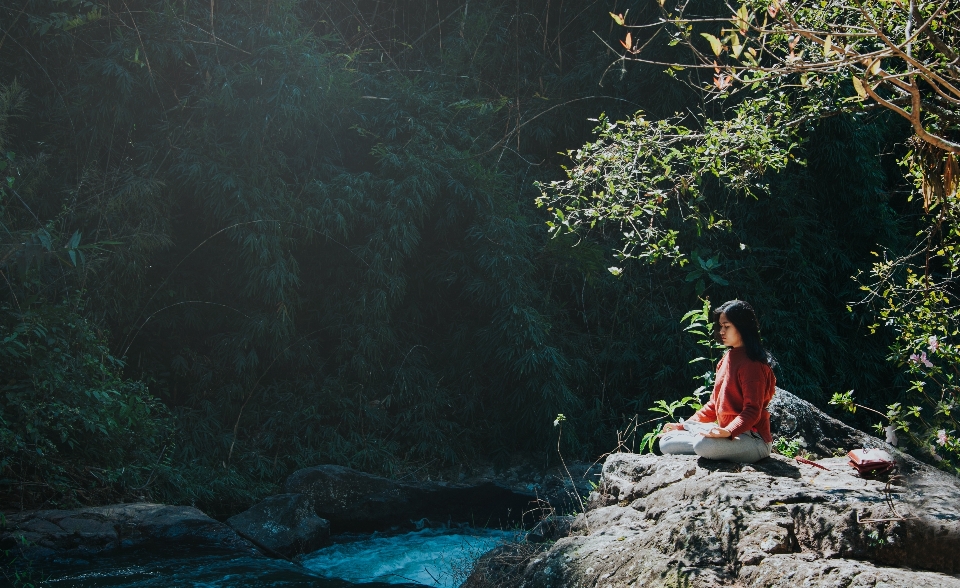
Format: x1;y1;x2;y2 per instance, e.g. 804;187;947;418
847;448;895;475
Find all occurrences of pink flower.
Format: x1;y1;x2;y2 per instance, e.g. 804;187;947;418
928;335;940;353
937;429;948;446
910;351;934;368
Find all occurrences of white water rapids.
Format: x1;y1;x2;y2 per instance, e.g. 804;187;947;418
36;527;520;587
301;528;520;587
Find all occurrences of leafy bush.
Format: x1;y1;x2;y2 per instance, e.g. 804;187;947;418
0;299;174;508
772;437;803;459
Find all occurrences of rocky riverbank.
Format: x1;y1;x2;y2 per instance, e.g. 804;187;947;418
466;389;960;588
1;459;571;562
224;464;548;557
1;503;260;561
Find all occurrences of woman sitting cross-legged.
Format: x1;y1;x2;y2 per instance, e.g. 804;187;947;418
658;300;776;464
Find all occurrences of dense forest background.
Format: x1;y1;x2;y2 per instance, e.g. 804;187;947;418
0;0;917;514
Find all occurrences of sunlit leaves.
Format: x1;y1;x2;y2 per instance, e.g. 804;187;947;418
822;35;833;58
536;99;798;265
767;1;780;19
701;33;723;57
630;0;960;155
851;75;867;99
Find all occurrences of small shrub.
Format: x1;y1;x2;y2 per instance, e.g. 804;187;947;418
773;437;803;458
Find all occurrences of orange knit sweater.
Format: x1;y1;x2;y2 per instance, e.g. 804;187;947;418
691;347;776;442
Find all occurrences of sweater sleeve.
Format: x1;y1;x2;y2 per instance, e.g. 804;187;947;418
691;396;717;424
723;362;767;438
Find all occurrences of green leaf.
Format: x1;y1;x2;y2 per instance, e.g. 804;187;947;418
701;33;723;57
731;34;744;59
708;273;729;285
37;229;53;250
851;76;867;99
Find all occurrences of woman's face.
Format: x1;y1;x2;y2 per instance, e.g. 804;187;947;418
718;313;743;348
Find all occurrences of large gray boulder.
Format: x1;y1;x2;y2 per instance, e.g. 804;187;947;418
226;493;330;557
466;390;960;588
284;464;538;532
468;453;960;588
767;387;881;457
0;503;258;560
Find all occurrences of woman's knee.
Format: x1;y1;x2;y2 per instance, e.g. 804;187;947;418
691;436;732;460
659;431;697;455
692;435;768;463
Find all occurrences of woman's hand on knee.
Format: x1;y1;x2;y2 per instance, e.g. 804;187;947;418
660;422;684;435
699;427;731;439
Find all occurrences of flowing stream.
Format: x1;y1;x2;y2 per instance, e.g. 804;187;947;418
302;528;518;587
33;528;518;587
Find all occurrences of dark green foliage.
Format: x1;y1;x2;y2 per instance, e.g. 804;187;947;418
0;300;174;509
0;80;173;508
0;0;916;511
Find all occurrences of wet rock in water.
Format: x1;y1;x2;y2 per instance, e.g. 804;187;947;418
1;503;258;560
226;493;329;557
466;391;960;588
284;464;537;532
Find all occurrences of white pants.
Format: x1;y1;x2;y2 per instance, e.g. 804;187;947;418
660;421;772;464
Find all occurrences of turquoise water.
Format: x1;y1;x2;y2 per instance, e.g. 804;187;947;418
302;528;519;587
30;528;517;587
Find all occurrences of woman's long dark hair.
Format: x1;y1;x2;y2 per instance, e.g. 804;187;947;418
714;300;776;366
